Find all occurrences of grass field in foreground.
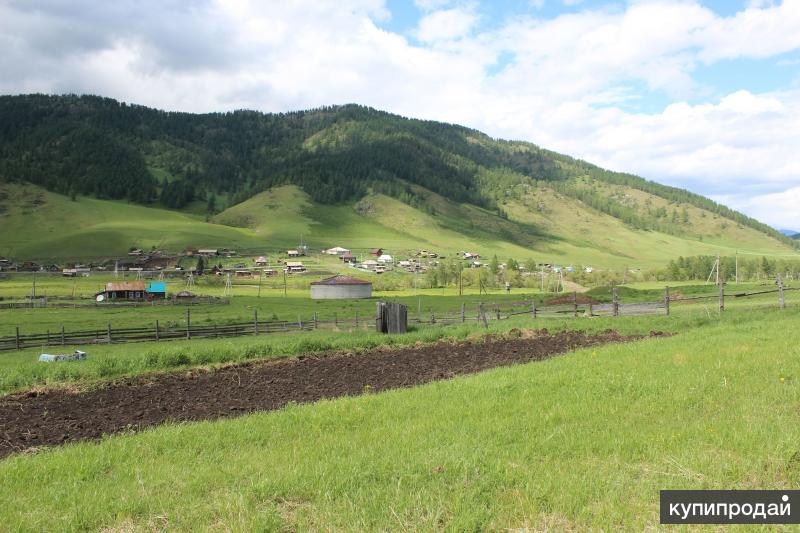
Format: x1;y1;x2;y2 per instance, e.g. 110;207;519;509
0;304;798;530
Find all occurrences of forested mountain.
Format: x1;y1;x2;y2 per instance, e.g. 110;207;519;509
0;93;792;246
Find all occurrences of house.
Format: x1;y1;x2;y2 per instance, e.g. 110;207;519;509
262;268;277;276
145;281;167;299
361;259;378;270
96;281;147;301
463;252;480;260
340;253;357;264
221;249;238;257
62;268;78;277
377;254;393;264
255;256;268;266
470;261;483;268
0;257;10;265
287;249;302;258
324;246;350;256
197;249;219;257
235;269;252;277
285;261;306;273
398;260;412;268
144;256;178;270
128;249;144;257
369;248;383;257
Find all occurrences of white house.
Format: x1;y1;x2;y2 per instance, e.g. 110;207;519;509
285;261;306;273
377;254;393;264
324;246;350;255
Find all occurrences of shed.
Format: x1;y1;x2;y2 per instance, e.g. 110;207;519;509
340;253;357;263
255;256;268;266
369;248;383;256
310;275;372;300
287;249;302;257
146;281;167;298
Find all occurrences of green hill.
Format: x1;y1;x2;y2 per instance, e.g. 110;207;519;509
0;94;796;265
0;180;792;268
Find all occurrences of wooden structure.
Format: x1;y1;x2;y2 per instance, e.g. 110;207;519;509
375;302;407;334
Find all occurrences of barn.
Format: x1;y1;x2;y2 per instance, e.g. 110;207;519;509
310;275;372;300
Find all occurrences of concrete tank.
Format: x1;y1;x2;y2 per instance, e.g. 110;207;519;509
310;275;372;299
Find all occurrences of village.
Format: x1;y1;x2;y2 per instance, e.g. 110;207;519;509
0;243;601;304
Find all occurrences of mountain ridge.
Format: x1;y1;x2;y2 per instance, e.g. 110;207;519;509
0;93;795;254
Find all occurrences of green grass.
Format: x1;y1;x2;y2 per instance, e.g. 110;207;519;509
1;303;798;530
1;181;795;268
2;280;797;394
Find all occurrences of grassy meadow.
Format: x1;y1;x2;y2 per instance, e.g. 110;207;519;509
1;299;799;530
1;182;795;269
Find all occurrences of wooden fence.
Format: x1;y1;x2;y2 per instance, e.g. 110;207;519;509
0;296;229;310
3;281;793;352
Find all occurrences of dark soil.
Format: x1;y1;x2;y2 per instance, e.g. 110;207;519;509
0;329;651;459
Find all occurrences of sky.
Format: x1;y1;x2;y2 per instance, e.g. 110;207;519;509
1;0;799;229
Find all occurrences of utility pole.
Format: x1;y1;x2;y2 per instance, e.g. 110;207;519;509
716;254;720;286
283;269;287;297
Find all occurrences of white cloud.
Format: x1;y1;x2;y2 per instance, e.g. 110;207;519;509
715;186;800;229
1;0;800;228
416;7;479;42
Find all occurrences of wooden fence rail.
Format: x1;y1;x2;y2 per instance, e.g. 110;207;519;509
7;281;792;352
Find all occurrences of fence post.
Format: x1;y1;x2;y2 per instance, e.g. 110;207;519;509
664;286;670;316
155;320;159;342
719;283;725;312
47;330;50;346
587;302;593;317
495;305;500;321
254;309;259;335
15;326;20;350
573;291;578;317
531;299;537;319
107;322;112;344
612;287;619;317
355;310;359;328
430;311;435;324
313;312;318;329
777;274;785;309
186;308;191;339
334;312;338;328
61;325;65;346
298;315;303;330
461;303;465;322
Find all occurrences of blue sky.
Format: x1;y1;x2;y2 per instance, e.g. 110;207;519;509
0;0;799;228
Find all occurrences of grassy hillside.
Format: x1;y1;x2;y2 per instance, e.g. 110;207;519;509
0;181;794;267
0;183;267;259
1;94;794;251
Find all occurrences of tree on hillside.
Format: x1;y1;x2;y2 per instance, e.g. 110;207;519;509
489;255;500;275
